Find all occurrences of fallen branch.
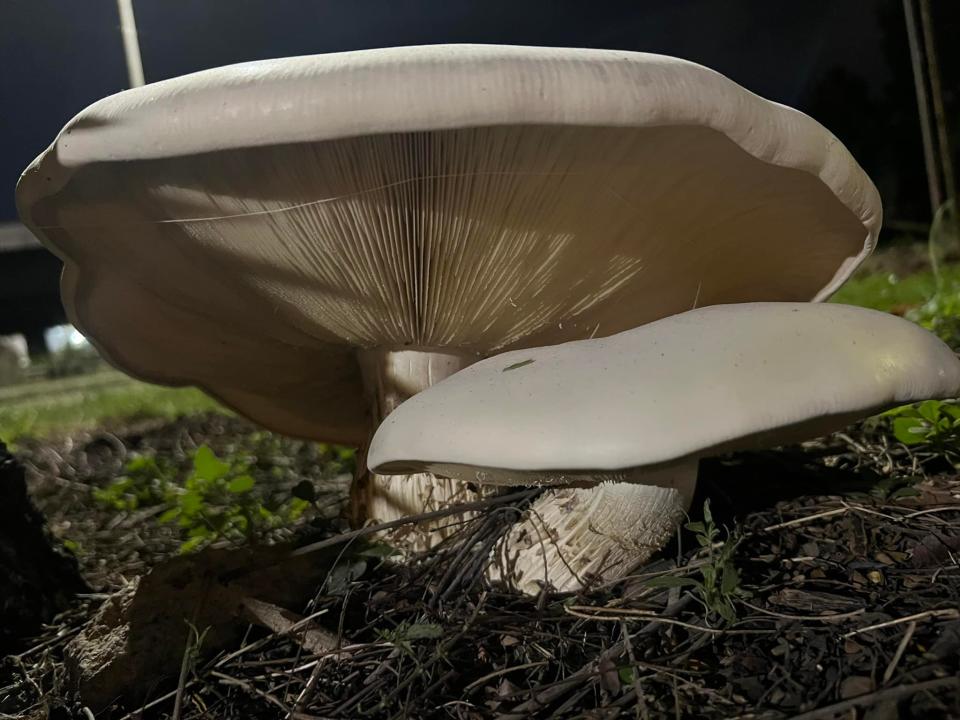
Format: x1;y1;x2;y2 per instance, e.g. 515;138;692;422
565;605;727;634
739;600;865;624
843;608;960;638
882;620;917;684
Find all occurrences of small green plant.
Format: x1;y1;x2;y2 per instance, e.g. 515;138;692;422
93;454;177;511
646;500;749;623
61;538;83;556
906;199;960;349
316;442;357;476
907;292;960;350
375;621;444;653
94;444;311;553
159;445;309;553
884;399;960;465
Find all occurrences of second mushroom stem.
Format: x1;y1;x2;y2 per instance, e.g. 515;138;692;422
351;347;698;589
351;347;485;553
489;463;699;594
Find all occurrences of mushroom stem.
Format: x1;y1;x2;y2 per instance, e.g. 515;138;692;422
351;348;484;553
489;462;698;594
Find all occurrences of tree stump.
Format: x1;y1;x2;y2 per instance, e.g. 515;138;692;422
0;441;88;653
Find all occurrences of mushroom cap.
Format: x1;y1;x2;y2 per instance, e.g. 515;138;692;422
368;303;960;483
17;45;880;444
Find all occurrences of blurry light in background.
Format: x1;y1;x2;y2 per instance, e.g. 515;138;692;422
45;325;90;354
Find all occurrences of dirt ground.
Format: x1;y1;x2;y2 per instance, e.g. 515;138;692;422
2;413;959;719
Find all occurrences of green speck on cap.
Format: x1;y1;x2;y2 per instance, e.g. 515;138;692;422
503;358;535;372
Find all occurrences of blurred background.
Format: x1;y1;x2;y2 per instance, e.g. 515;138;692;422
0;0;958;439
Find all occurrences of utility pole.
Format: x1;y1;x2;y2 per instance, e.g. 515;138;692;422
116;0;145;88
902;0;942;217
918;0;958;239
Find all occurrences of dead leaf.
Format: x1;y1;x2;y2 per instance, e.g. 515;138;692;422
597;655;621;695
840;675;874;698
240;597;340;655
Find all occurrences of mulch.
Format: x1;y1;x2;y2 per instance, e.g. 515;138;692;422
1;413;959;719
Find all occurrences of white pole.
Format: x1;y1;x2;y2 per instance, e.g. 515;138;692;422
902;0;941;216
116;0;145;88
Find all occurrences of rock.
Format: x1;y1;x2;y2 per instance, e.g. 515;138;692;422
0;441;88;653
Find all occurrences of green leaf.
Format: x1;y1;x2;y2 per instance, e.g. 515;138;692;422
158;507;181;524
701;566;716;587
179;536;207;554
179;491;204;515
892;417;930;445
717;601;737;623
721;563;740;595
881;405;918;419
187;524;212;538
227;474;255;494
192;445;231;481
685;521;706;534
285;498;309;520
917;400;943;423
402;623;444;641
502;358;535;372
702;498;713;525
618;667;635;685
939;404;960;421
125;455;153;473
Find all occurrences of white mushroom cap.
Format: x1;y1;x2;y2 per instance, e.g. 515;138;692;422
17;45;879;443
368;302;960;482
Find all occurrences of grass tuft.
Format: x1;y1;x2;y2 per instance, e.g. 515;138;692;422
0;369;225;443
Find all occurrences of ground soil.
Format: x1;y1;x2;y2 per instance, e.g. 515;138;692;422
1;413;959;719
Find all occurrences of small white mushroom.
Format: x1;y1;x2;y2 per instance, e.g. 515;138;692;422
19;45;880;552
368;302;960;592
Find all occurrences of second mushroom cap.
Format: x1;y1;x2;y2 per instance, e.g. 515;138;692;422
368;302;960;483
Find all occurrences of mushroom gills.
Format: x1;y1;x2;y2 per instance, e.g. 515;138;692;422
490;461;698;594
352;347;489;553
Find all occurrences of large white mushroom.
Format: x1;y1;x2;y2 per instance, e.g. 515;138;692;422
18;45;879;551
368;303;960;593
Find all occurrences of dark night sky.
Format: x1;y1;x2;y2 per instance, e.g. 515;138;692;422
1;0;956;229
